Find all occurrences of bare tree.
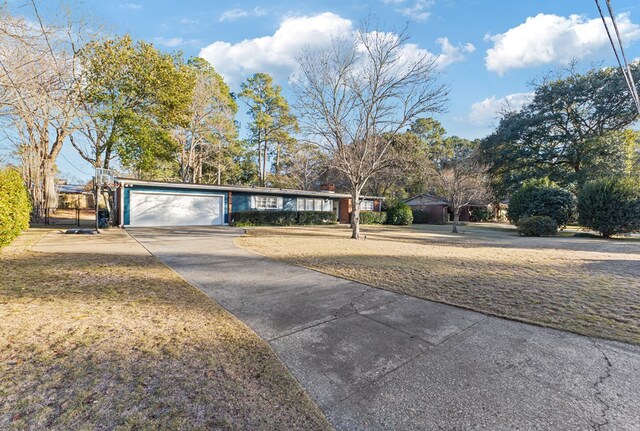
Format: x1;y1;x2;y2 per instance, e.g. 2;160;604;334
281;143;328;190
293;27;448;238
430;142;489;233
174;58;237;184
0;4;83;218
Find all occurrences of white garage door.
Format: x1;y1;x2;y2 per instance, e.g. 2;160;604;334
129;192;223;227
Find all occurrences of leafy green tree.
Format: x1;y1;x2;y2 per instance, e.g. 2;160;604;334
240;73;298;186
480;64;640;198
72;35;194;175
578;177;640;237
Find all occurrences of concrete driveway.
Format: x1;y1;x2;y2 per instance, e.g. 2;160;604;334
129;226;640;431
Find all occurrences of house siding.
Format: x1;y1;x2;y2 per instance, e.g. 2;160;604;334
117;179;383;227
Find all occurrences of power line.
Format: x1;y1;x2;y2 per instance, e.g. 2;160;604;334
59;152;92;177
595;0;640;116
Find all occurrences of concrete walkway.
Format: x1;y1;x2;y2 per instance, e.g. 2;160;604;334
128;226;640;431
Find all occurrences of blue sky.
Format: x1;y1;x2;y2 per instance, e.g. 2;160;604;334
9;0;640;180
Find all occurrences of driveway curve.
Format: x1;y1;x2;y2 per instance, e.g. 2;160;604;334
129;226;640;431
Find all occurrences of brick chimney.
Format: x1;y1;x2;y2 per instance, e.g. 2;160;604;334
320;183;336;193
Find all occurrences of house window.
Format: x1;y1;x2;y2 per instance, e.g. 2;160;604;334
361;200;374;211
297;198;333;211
253;195;282;210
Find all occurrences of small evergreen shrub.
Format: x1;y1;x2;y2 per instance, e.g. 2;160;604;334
470;208;492;222
578;177;640;238
0;168;32;246
231;210;337;226
411;209;430;224
507;179;575;227
516;216;558;237
359;211;387;224
386;201;413;225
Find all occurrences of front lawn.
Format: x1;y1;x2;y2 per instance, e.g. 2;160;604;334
0;231;331;430
237;223;640;345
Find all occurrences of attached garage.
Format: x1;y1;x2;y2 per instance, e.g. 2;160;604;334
129;191;224;227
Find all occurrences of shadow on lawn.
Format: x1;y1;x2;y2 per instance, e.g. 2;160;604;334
0;251;331;431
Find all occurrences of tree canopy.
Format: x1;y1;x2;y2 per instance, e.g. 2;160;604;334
73;35;195;176
240;73;298;187
480;64;640;199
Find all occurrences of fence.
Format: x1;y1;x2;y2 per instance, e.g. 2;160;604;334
31;207;97;227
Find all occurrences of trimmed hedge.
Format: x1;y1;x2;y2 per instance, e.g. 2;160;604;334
386;201;413;225
359;211;387;224
231;210;337;226
516;216;558;237
0;168;32;246
507;180;575;227
578;177;640;238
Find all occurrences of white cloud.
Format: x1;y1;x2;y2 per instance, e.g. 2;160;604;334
436;37;475;68
154;37;201;48
466;92;533;126
201;12;352;86
486;13;640;75
383;0;434;22
200;12;473;88
399;0;434;21
119;3;142;10
219;7;267;22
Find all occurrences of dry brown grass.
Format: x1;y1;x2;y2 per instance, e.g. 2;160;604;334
237;224;640;346
0;235;331;430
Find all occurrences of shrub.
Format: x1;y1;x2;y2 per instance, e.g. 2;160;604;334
507;179;575;227
411;209;430;224
359;211;387;224
0;168;32;246
470;208;492;222
231;210;337;226
578;177;640;238
516;216;558;237
386;201;413;225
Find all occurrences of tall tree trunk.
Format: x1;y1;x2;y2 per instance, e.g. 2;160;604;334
217;139;222;185
275;143;281;176
351;188;361;239
262;142;268;186
257;131;262;186
452;206;459;234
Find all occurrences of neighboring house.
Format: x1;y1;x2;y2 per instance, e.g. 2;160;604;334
405;193;489;224
57;183;94;209
405;194;449;224
115;178;382;227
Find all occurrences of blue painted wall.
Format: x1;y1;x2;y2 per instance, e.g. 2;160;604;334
232;192;251;211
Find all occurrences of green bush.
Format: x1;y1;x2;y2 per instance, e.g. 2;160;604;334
507;179;575;227
411;209;429;224
516;216;558;237
386;201;413;225
359;211;387;224
231;210;337;226
0;168;32;246
470;208;492;222
578;177;640;238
